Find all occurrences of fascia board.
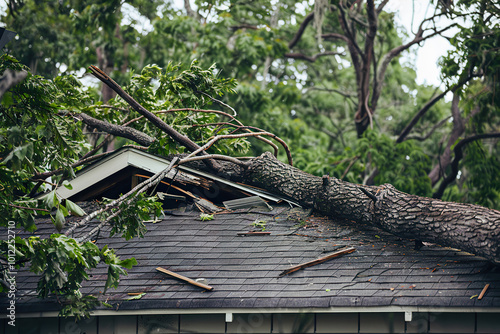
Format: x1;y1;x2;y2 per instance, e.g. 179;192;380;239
56;149;133;199
16;306;500;318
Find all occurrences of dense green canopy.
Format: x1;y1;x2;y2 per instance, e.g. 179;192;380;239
0;0;499;318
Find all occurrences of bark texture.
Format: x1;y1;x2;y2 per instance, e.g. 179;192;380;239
243;152;500;264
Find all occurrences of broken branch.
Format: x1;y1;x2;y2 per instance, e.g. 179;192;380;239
278;246;356;277
88;65;221;172
187;132;293;166
156;267;214;291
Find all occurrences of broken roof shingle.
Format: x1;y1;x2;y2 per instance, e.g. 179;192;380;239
2;204;500;313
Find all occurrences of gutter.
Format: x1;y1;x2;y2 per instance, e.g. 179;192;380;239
16;306;500;319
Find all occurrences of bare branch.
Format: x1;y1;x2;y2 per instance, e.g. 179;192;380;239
396;74;475;143
196;91;237;116
179;154;248;166
78;113;155;146
374;23;457;108
284;51;344;62
187;132;293;166
289;12;315;49
321;33;350;43
376;0;390;13
433;133;500;199
406;116;452;141
230;24;258;31
1;203;49;213
337;2;365;61
305;86;353;99
191;122;280;156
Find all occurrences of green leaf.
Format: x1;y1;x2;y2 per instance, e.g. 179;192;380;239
54;209;65;232
118;258;138;269
62;180;73;190
199;213;214;221
43;190;58;209
126;292;146;300
65;199;86;217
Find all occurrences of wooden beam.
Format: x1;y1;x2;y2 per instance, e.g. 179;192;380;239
156;267;214;291
278;247;356;277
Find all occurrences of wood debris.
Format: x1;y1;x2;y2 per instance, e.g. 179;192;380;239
278;246;356;277
237;231;271;236
478;284;490;300
156;267;214;291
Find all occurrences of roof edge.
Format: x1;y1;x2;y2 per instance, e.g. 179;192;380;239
16;306;500;318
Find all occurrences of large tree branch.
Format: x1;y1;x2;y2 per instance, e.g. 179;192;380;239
321;33;350;43
78;113;155;146
406;116;452;141
337;2;365;62
88;66;222;172
433;133;500;199
243;152;500;264
288;12;315;49
428;93;464;185
284;51;344;62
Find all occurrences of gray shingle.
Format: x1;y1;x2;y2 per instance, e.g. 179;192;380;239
2;205;500;314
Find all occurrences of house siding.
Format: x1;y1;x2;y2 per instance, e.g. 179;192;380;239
2;312;499;333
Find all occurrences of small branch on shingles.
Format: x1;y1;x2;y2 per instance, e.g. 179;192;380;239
156;267;214;291
478;284;490;300
359;187;377;203
237;231;271;236
278;246;356;277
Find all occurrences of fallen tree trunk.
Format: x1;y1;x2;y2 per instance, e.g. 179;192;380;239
240;152;500;264
87;65;500;265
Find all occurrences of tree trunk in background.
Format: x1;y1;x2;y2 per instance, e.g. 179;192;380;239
240;152;500;264
428;92;464;185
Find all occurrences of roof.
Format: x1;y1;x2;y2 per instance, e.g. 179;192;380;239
5;204;500;314
53;147;299;206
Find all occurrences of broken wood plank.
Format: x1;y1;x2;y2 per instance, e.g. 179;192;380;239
237;231;271;236
478;284;490;300
278;246;356;277
156;267;214;291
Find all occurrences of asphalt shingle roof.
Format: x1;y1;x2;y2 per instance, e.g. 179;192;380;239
4;204;500;313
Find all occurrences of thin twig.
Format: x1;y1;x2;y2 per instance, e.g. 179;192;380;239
196;91;237;116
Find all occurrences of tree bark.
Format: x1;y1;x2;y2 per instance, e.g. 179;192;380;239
240;152;500;264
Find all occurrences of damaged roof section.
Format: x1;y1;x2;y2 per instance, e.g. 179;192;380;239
7;204;500;313
54;147;299;211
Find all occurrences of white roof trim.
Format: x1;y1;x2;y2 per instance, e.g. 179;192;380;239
17;306;500;318
56;148;298;205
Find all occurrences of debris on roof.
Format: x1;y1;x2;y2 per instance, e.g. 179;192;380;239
237;231;271;236
3;205;500;313
279;246;356;277
478;284;490;300
156;267;214;291
223;195;272;210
